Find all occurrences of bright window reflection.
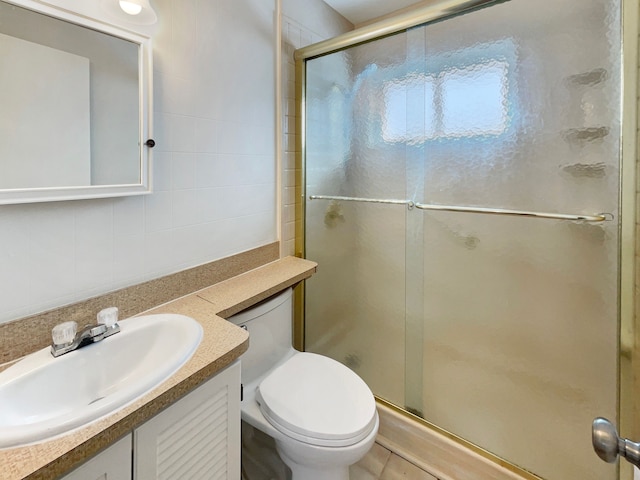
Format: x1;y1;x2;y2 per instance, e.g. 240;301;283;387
382;60;510;143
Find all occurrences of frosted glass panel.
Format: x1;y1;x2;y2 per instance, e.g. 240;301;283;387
303;0;621;479
415;2;620;479
305;34;410;406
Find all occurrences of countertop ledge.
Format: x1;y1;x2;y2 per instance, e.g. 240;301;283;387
1;256;317;480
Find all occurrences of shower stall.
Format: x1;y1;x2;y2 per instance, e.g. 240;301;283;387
296;0;637;479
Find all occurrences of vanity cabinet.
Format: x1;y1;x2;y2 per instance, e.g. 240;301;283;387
135;361;241;479
60;434;132;480
61;361;241;480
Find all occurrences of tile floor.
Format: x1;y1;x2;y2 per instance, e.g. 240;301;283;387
350;442;437;480
241;422;438;480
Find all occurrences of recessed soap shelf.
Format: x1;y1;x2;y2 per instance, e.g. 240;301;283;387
565;68;608;87
561;126;609;143
560;162;608;178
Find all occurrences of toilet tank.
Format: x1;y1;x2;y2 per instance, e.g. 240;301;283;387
228;288;295;385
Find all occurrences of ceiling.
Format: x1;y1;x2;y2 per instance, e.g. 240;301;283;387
323;0;423;25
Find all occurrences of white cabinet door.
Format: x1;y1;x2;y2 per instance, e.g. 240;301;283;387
61;434;132;480
134;361;241;480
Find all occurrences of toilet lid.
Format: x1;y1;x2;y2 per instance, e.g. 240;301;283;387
256;352;376;447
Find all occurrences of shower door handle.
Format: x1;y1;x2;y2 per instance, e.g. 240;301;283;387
592;417;640;468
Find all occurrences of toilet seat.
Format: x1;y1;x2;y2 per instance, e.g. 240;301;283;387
255;352;377;447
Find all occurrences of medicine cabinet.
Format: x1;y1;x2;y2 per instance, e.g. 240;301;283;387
0;0;153;204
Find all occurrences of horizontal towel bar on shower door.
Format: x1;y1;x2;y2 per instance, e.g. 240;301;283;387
309;195;414;207
308;195;611;222
414;202;611;222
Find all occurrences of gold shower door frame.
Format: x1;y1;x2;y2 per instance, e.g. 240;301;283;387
293;0;639;478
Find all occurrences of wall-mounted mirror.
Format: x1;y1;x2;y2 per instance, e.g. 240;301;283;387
0;0;153;204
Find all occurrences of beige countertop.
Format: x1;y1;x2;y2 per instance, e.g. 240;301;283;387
0;256;317;480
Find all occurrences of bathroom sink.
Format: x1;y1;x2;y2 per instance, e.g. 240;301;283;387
0;313;203;449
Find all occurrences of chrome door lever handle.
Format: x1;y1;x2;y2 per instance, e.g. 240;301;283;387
592;417;640;468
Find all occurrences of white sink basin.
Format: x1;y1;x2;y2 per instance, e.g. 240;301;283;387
0;313;203;449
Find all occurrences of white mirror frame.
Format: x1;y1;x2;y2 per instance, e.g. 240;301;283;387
0;0;153;204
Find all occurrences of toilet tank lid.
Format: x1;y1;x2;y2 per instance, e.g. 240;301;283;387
256;352;376;444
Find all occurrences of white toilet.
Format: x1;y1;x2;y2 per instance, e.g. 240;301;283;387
229;288;378;480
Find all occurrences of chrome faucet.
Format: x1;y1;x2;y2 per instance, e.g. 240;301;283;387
50;307;120;357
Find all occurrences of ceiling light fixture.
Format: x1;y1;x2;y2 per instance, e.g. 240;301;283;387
100;0;157;25
119;1;143;15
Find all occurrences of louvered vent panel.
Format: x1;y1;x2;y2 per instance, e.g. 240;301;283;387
155;386;229;480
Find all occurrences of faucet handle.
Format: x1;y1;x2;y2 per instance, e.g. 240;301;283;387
97;307;119;328
52;321;77;346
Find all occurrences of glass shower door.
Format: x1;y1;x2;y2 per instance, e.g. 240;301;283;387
414;2;620;479
304;34;411;407
303;0;621;479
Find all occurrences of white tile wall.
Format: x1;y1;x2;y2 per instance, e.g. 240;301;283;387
0;0;278;324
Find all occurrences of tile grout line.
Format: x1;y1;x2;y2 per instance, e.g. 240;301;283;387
376;435;443;480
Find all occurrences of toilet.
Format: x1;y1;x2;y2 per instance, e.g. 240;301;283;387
229;288;378;480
